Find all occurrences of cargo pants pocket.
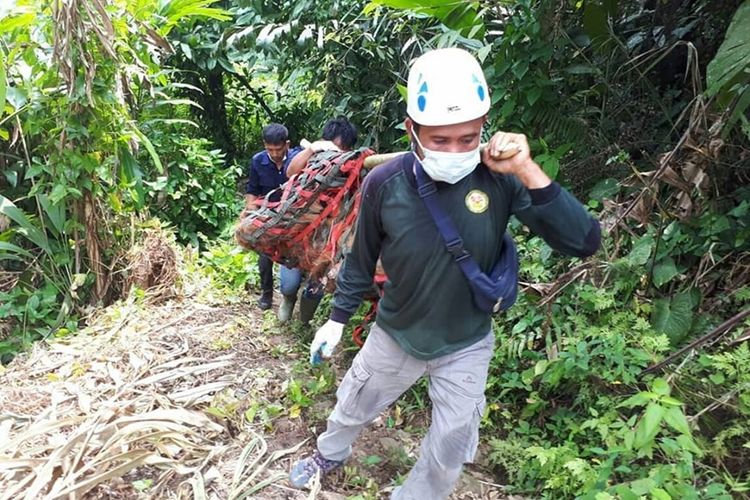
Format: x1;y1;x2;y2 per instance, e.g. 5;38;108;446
463;397;486;463
336;357;374;421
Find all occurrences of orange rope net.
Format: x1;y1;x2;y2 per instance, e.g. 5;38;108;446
235;148;374;291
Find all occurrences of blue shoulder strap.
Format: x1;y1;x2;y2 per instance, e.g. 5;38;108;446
413;159;491;283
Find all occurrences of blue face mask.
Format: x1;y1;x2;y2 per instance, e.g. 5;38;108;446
411;126;480;184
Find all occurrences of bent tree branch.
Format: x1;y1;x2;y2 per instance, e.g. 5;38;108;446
233;72;276;122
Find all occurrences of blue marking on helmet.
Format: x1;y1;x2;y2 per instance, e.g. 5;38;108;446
416;80;428;111
471;74;486;102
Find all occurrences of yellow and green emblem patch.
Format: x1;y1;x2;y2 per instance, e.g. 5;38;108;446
465;189;489;214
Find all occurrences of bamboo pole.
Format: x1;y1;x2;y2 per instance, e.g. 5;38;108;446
299;139;521;169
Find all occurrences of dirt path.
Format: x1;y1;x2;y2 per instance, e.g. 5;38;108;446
0;292;513;499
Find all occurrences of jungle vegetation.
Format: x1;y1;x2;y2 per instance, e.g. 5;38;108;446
1;0;749;497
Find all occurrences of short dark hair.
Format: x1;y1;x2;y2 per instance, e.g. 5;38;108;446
262;123;289;145
322;116;358;149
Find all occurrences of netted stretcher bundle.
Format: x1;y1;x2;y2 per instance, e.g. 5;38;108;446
235;148;374;290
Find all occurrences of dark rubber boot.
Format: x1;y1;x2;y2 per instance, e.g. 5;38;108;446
278;294;297;323
257;290;273;310
299;295;322;325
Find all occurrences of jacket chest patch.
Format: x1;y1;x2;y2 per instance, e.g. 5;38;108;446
465;189;489;214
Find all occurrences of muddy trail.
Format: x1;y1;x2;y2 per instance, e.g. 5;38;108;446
0;290;514;499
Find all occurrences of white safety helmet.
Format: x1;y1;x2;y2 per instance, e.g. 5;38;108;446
406;47;490;126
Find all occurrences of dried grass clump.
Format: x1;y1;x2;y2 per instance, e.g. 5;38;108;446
123;228;179;302
0;271;19;294
0;317;13;343
0;300;304;499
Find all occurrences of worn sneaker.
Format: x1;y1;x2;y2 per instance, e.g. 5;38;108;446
289;450;343;489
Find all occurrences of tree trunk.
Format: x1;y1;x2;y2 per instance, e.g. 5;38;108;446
201;69;236;163
82;193;107;304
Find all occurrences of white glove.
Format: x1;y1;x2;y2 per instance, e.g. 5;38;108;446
310;140;340;153
310;320;345;365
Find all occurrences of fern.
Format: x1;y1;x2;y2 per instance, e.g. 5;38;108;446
531;104;591;145
709;342;750;383
710;421;750;460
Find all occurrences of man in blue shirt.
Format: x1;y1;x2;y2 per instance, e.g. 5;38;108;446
245;123;302;310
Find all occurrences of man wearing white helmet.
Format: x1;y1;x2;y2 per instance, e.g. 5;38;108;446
289;48;600;498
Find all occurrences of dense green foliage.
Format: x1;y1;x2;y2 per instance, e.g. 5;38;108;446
1;0;749;497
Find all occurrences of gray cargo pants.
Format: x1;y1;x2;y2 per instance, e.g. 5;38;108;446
317;323;495;500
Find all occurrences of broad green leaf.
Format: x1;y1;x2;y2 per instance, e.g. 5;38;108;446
0;241;33;259
611;486;639;500
118;146;145;209
36;195;66;238
725;84;750;136
5;85;26;110
624;429;634;450
651;488;671;500
396;83;407;101
49;184;67;204
589;178;619;201
676;434;703;456
663;406;690;435
477;44;492;63
0;252;25;262
0;165;15;187
618;391;653;408
371;0;482;37
660;396;683;406
633;403;665;449
627;235;654;266
652;257;679;288
438;2;483;36
159;0;232;35
131;127;164;173
707;1;750;95
527;86;542;106
651;378;670;397
0;12;36;34
630;477;656;495
534;359;548;376
0;195;51;254
651;292;694;345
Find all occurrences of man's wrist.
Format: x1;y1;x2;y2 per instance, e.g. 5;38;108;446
330;307;351;325
515;161;552;190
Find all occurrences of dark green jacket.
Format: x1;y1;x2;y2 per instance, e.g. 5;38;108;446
331;153;600;360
